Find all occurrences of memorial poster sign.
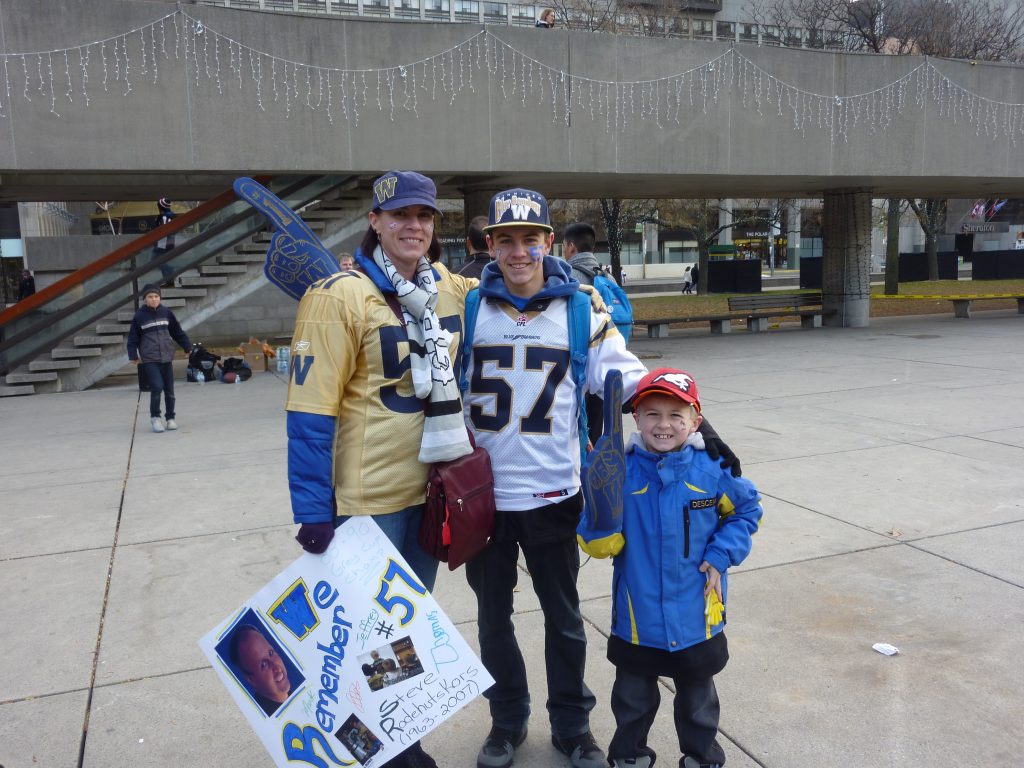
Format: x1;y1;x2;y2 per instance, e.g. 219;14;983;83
199;518;492;766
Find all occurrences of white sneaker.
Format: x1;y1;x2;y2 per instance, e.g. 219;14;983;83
151;417;165;433
165;419;178;430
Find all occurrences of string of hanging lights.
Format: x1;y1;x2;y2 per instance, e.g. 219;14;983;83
1;9;1021;145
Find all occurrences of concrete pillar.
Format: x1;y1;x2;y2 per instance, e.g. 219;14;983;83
822;190;872;328
462;188;502;223
718;199;733;245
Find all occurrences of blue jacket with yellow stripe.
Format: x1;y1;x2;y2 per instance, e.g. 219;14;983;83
578;434;763;654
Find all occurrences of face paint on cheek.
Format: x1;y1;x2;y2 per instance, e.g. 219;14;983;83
387;222;399;230
527;246;545;262
494;249;503;259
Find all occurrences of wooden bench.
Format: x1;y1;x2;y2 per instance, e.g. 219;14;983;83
875;294;1024;319
634;293;832;338
727;292;831;331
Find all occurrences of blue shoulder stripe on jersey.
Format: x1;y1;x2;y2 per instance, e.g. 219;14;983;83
286;411;337;524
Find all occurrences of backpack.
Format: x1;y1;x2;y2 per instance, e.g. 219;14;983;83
461;288;593;462
220;356;253;382
187;343;221;382
592;274;633;342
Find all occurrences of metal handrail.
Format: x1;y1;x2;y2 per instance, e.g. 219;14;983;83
0;175;354;375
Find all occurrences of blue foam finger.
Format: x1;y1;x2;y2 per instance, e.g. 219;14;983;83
581;370;625;534
233;177;341;300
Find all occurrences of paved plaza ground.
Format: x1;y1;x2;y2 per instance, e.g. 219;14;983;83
2;311;1023;768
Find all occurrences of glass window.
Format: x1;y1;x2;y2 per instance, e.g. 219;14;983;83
362;0;389;15
454;0;479;20
785;27;803;47
739;23;758;43
694;19;713;40
395;0;421;17
763;25;781;46
424;0;449;18
483;2;506;21
670;16;690;38
716;21;735;42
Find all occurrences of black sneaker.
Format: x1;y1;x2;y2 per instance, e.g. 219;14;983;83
680;757;721;768
389;742;438;768
477;725;528;768
551;731;607;768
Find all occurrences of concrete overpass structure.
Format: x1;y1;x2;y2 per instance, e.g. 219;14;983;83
2;0;1024;326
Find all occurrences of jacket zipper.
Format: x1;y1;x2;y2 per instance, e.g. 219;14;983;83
683;507;691;559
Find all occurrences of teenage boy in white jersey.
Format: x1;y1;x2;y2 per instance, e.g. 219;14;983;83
461;188;644;768
464;190;742;768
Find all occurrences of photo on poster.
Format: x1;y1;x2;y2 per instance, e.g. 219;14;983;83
213;607;306;717
357;635;425;691
334;713;385;765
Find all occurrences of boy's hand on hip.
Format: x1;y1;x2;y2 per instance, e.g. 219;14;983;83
699;560;723;602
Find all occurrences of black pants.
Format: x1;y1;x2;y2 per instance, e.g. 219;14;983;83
465;497;596;738
140;361;175;419
608;668;726;767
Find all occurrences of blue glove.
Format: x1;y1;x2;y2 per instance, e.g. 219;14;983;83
579;371;625;557
233;177;341;300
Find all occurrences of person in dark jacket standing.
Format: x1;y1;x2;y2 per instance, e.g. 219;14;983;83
151;197;177;286
18;269;36;301
127;284;191;433
456;215;493;279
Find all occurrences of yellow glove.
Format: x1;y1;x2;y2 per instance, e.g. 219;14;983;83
704;583;724;639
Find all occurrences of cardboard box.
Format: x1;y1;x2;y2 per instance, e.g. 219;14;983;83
240;341;269;372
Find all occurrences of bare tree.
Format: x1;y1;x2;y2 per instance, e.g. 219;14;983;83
548;0;618;32
747;0;1024;282
907;199;948;281
745;0;1024;58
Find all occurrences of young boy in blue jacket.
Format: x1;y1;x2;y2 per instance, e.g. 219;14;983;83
577;368;763;768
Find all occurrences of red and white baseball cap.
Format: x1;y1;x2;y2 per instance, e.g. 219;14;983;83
630;367;701;413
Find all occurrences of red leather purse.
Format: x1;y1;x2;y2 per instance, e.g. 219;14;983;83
419;436;496;570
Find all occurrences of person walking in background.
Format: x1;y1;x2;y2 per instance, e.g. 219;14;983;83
339;252;355;271
536;8;555;27
690;262;700;294
17;269;35;301
682;266;693;294
127;284;191;433
151;197;177;286
457;215;493;279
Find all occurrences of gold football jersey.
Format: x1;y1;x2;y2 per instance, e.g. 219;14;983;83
286;264;474;516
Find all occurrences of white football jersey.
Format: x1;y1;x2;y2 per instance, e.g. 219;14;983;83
463;296;646;511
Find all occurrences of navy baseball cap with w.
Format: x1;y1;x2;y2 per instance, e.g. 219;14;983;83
371;170;440;214
484;187;552;232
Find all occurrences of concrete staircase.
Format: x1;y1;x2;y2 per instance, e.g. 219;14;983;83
1;197;364;396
